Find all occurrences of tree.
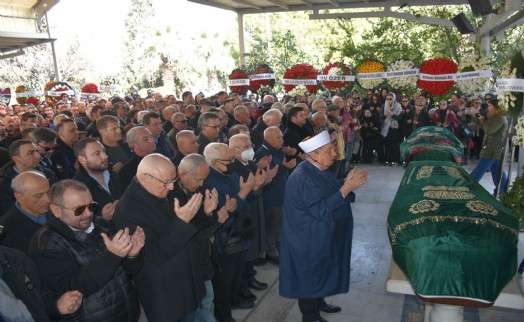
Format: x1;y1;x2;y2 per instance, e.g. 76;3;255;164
121;0;159;93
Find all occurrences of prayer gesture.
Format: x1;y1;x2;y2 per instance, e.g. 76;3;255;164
57;290;83;315
174;193;203;223
204;188;219;216
265;165;279;184
254;168;266;190
225;194;237;213
339;167;368;198
128;226;145;258
282;157;297;169
238;172;255;199
101;200;119;221
101;227;133;258
256;155;272;169
282;146;297;156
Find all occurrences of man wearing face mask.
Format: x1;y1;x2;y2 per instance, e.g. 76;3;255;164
228;134;278;306
203;143;255;322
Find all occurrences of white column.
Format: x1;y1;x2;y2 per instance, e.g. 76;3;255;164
45;12;61;81
238;13;246;68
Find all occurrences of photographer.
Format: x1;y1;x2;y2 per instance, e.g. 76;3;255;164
470;98;508;196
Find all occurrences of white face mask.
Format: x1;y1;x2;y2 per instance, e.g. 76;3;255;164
241;148;255;161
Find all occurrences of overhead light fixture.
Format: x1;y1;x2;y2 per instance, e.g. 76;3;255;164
451;13;475;34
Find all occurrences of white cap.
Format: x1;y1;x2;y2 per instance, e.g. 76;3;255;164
299;130;331;153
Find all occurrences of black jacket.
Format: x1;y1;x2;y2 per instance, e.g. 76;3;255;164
197;132;214;155
29;215;141;322
0;205;44;253
283;122;310;154
0;162;58;216
112;179;205;321
119;153;143;191
50;138;76;180
73;167;123;213
250;118;268;152
169;183;222;280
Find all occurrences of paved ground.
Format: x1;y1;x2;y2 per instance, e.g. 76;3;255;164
139;159;524;322
232;160;524;322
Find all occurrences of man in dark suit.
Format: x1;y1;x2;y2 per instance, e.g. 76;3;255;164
0;171;50;252
197;112;222;155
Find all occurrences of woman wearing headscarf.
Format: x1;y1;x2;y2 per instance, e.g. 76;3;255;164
381;92;403;166
431;100;459;135
403;97;430;138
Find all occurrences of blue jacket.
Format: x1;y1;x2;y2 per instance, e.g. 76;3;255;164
255;143;289;208
279;160;355;298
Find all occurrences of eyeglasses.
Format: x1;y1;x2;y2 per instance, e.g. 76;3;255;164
203;124;221;130
55;202;98;217
145;173;176;188
36;143;57;152
175;120;188;123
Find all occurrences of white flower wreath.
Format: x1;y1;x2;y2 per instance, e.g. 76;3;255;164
457;55;491;100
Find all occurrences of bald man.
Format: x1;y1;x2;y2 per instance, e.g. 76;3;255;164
113;154;208;321
170;130;199;167
0;171;50;252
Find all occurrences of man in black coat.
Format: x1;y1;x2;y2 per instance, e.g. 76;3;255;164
172;153;231;321
170;130;200;167
119;126;156;190
73;138;123;222
283;106;311;156
250;109;283;151
112;154;208;321
197;112;222;155
29;179;145;322
0;171;50;252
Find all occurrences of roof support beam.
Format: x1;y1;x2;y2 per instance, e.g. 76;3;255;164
327;0;340;7
477;0;523;38
309;9;455;27
266;0;289;10
298;0;314;5
232;0;262;10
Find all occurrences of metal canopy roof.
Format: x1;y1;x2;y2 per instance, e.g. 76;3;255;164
187;0;470;15
0;0;59;57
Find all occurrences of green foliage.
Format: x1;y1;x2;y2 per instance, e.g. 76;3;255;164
502;169;524;230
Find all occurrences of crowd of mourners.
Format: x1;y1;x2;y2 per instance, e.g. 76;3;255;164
0;86;499;322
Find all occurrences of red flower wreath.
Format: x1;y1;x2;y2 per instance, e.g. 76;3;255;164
81;83;100;94
0;88;11;105
321;62;354;93
283;64;319;93
418;58;458;96
15;85;40;105
228;69;249;95
45;81;75;106
26;97;40;106
248;64;275;93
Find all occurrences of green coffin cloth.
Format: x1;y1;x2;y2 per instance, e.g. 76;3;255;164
387;160;519;305
400;126;464;165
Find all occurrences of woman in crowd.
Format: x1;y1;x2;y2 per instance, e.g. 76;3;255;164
403;97;430;138
360;108;380;163
381;92;402;166
431;100;459;135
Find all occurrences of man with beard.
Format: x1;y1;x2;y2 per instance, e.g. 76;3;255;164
73;138;122;222
30;179;144;322
280;131;368;322
283;106;310;159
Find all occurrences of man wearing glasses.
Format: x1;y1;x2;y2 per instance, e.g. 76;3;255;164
113;154;208;321
197;112;222;154
30;179;144;322
32;127;59;176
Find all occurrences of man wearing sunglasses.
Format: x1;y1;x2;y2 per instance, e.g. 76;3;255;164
30;179;145;322
31;127;59;176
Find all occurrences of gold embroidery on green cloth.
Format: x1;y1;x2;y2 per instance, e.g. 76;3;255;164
466;201;499;216
388;216;518;245
423;190;475;199
443;166;465;179
409;200;440;214
422;186;470;192
406;167;416;184
416;166;433;180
